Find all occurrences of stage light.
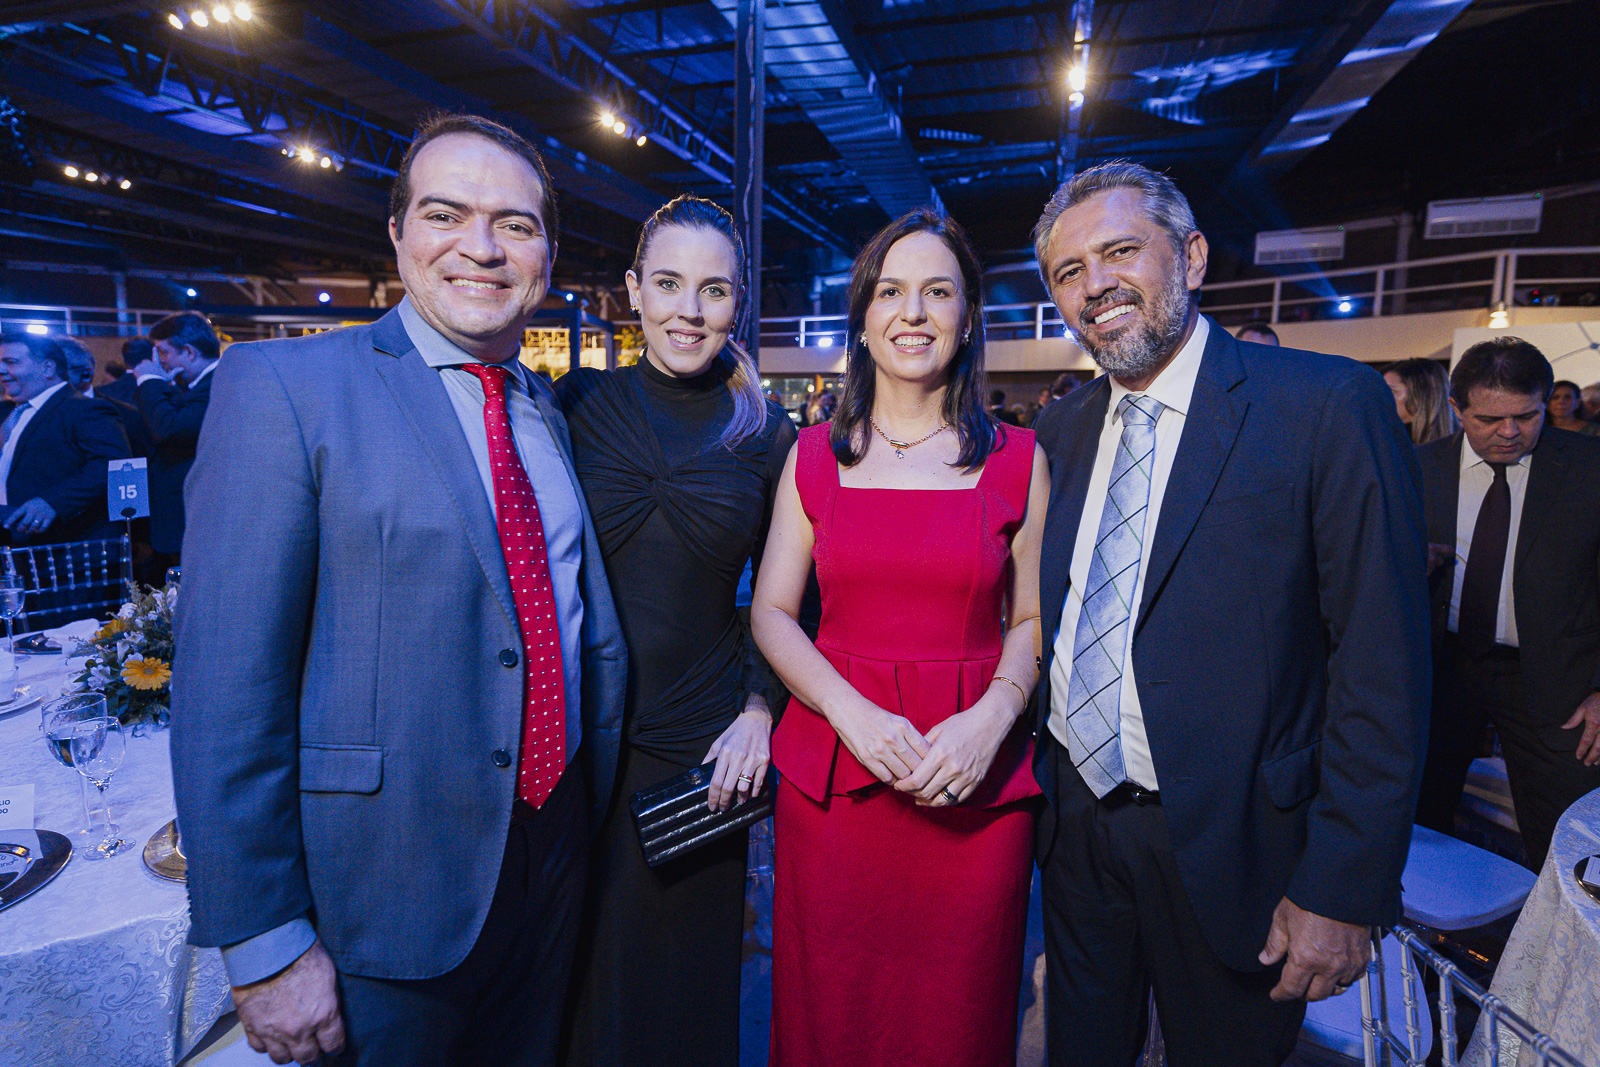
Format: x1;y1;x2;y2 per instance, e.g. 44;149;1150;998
213;5;230;22
192;9;209;28
84;171;99;183
636;134;647;146
186;288;198;297
1069;92;1084;106
600;110;615;127
298;147;315;163
817;336;833;348
563;292;574;303
1337;300;1353;314
1490;302;1509;328
63;165;79;178
168;12;185;29
318;292;331;304
320;155;331;168
1067;65;1087;93
119;178;132;190
612;120;626;135
234;2;252;20
24;324;48;335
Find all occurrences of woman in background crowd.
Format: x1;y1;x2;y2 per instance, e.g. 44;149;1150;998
1547;379;1600;435
556;195;795;1067
1385;357;1459;444
752;208;1049;1067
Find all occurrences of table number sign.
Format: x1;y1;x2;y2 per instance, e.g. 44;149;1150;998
0;784;34;828
107;458;151;521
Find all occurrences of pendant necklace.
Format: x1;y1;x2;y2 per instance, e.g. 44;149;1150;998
870;416;949;459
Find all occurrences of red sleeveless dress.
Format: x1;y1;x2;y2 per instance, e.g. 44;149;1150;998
769;423;1041;1067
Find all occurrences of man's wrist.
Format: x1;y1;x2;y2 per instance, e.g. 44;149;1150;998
221;917;318;987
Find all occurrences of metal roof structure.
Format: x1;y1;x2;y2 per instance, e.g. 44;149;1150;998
0;0;1592;312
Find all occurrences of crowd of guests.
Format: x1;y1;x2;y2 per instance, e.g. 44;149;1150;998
2;105;1580;1067
0;311;218;580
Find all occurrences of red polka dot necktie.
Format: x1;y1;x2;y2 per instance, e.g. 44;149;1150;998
462;362;567;808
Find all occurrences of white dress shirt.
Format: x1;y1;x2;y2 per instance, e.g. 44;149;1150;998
1449;443;1530;647
0;380;71;506
1048;315;1210;790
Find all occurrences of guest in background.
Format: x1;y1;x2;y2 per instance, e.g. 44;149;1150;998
1547;380;1600;436
1414;338;1600;869
1581;382;1600;423
0;331;130;545
1036;384;1053;409
1050;372;1076;400
1385;358;1459;444
555;195;794;1067
990;388;1022;425
133;311;218;567
59;337;151;462
171;113;626;1067
754;208;1048;1067
101;338;147;404
59;337;96;397
1236;320;1280;346
1029;162;1428;1065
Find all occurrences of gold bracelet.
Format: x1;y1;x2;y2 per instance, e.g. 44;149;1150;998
989;675;1028;703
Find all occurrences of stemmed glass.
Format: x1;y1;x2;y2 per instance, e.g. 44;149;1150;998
66;714;131;859
0;575;26;688
42;695;112;852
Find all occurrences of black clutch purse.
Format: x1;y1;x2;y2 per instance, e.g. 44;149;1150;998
629;762;773;868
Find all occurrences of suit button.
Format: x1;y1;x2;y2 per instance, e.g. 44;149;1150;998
499;648;519;668
491;749;512;768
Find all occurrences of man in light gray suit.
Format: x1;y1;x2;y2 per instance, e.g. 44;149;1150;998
171;113;626;1066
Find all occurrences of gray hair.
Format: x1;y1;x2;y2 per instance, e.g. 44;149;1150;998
1031;161;1198;279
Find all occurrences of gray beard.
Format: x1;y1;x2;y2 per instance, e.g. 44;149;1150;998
1080;270;1193;380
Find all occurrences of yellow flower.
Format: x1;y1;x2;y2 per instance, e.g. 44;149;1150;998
95;617;131;641
121;656;172;691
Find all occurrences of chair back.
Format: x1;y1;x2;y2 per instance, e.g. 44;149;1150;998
6;537;133;633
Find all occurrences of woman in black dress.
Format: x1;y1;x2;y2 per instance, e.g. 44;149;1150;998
556;195;795;1067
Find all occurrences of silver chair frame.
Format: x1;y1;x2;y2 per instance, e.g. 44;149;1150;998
6;535;134;630
1360;921;1584;1067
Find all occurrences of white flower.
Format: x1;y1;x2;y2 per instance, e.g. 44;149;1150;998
89;664;114;687
162;587;178;608
117;602;137;620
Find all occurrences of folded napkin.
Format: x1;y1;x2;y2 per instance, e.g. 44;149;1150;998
44;619;101;644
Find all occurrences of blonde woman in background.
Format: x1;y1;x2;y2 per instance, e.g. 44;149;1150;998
1384;358;1458;444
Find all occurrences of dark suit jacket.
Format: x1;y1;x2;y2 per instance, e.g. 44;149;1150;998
1031;320;1431;971
1;386;131;544
98;374;138;405
1417;428;1600;746
170;308;627;979
137;370;213;552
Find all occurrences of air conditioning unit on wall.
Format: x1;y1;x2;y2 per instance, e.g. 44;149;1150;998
1254;227;1346;266
1425;194;1543;239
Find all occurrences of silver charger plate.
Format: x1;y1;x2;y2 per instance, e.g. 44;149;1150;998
143;819;186;883
12;635;63;656
0;686;43;720
1577;855;1600;906
0;829;72;912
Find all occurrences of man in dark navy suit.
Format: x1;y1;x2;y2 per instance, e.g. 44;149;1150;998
0;332;130;545
1029;162;1430;1066
133;311;219;563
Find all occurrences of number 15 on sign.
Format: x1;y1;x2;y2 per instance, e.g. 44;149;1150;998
107;459;150;521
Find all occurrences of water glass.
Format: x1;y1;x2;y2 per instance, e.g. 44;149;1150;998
66;715;131;859
0;576;25;660
42;694;112;849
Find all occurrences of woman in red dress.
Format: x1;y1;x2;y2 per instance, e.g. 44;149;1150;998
752;209;1051;1067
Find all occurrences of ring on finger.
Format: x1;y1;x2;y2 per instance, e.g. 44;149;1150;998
1332;983;1351;995
737;773;754;785
940;786;960;804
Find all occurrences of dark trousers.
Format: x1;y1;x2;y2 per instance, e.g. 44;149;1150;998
333;763;589;1067
1039;735;1304;1067
1416;636;1600;869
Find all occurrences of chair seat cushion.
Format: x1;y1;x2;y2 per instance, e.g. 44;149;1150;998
1403;824;1536;930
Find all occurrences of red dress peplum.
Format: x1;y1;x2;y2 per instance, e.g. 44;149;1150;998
769;422;1042;1067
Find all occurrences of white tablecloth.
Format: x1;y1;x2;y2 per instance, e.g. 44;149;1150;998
0;638;231;1066
1463;786;1600;1067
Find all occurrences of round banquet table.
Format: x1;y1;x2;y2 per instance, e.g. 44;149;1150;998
1463;785;1600;1067
0;627;232;1067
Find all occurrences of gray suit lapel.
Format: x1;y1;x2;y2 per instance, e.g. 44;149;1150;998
370;316;518;630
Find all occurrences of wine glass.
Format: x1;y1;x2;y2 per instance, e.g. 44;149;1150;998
42;695;113;853
0;575;25;689
67;715;131;859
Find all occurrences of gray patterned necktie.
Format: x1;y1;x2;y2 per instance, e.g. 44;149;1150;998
1064;394;1165;797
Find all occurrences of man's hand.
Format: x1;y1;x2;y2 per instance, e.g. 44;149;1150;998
1561;691;1600;766
231;940;346;1065
3;498;56;538
1258;897;1370;1002
1426;543;1454;577
131;358;169;380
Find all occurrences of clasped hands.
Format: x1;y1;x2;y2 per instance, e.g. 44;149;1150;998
832;696;1013;806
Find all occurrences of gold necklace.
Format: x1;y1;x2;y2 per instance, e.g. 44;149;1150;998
870;416;949;459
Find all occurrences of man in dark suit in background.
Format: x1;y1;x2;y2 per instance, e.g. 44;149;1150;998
132;311;218;566
1029;162;1430;1066
1414;338;1600;869
0;332;130;545
171;113;626;1066
99;337;148;405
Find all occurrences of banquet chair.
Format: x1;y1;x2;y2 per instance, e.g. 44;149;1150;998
1401;824;1536;931
6;535;133;633
1296;932;1434;1065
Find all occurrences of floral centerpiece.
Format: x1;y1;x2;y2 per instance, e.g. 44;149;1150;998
69;581;176;728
